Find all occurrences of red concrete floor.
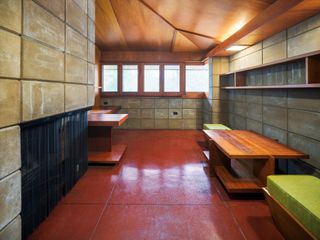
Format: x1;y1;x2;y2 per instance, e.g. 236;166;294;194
29;130;284;240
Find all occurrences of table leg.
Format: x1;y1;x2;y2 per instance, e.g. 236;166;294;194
208;139;230;176
88;126;112;152
88;126;127;164
253;156;275;186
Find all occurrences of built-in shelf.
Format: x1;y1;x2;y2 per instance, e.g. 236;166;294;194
222;84;320;89
220;50;320;90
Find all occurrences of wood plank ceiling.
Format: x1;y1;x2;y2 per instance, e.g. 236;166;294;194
95;0;320;57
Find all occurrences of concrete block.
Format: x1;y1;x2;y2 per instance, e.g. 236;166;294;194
66;0;87;36
233;115;246;130
88;63;95;85
288;109;320;141
87;85;94;106
127;109;140;119
183;109;197;119
128;98;140;108
246;119;262;134
263;31;286;48
24;0;64;50
74;0;87;13
155;109;168;119
0;30;20;78
169;119;183;129
34;0;65;20
22;80;64;121
0;80;20;128
0;171;21;231
288;132;320;169
0;215;21;240
183;119;196;129
22;38;64;81
263;106;287;130
183;99;202;109
141;119;154;129
246;90;262;104
263;89;287;107
65;54;87;83
140;98;154;108
65;84;87;111
88;0;95;21
155;98;168;108
88;40;95;63
234;102;246;117
288;27;320;57
288;13;320;38
127;119;140;129
155;119;168;129
263;124;287;144
0;126;20;180
168;99;182;108
0;0;21;33
263;41;287;64
246;103;262;121
88;17;95;42
140;109;154;119
66;25;87;60
113;98;128;108
288;89;320;112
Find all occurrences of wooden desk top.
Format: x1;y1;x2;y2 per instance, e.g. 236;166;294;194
203;130;309;159
88;114;128;127
92;106;121;114
89;110;113;114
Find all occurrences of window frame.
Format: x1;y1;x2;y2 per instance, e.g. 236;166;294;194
100;62;207;99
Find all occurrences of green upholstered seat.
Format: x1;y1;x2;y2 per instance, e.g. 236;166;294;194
267;175;320;239
203;124;231;130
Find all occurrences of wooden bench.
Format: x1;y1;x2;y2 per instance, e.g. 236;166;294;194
263;175;320;240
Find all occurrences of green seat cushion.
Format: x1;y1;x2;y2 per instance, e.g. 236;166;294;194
267;175;320;239
203;124;231;130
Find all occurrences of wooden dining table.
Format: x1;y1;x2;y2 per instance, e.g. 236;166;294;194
88;113;128;164
203;130;309;193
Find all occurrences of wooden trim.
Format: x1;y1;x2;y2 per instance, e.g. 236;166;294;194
222;84;320;90
207;0;303;57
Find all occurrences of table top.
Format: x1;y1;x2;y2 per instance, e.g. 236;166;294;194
89;109;113;114
88;113;128;127
203;130;309;159
92;106;121;114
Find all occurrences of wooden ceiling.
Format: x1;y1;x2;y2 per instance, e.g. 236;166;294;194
95;0;320;57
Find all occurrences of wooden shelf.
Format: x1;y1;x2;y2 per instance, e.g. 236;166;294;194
89;144;127;164
215;166;263;193
222;84;320;90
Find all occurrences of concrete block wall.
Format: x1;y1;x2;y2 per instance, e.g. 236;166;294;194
101;97;203;129
203;57;229;125
0;0;95;237
224;13;320;171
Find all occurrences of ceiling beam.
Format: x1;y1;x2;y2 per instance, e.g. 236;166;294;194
206;0;304;57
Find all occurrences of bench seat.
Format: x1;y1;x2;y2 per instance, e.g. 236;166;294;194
267;175;320;239
203;124;231;130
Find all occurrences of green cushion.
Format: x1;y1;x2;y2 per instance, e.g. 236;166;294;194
267;175;320;239
203;124;231;130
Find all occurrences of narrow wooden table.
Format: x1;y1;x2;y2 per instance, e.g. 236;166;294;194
88;113;128;164
203;130;309;193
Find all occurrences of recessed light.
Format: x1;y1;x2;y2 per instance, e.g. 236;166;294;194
226;45;248;51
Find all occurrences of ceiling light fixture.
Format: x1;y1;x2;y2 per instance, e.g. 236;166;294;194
226;45;248;51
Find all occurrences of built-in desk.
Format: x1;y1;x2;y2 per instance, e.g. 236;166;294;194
203;130;309;193
88;113;128;164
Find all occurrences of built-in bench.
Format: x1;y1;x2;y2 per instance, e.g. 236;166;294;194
263;175;320;240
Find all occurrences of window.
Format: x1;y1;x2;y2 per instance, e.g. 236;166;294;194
122;65;138;92
164;65;180;92
102;65;118;92
185;64;209;92
144;65;160;92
